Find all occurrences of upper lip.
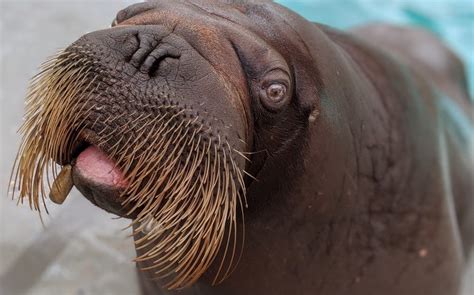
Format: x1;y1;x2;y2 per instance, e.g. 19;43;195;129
69;139;89;163
57;131;92;166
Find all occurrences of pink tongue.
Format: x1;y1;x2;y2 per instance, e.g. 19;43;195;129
75;146;128;188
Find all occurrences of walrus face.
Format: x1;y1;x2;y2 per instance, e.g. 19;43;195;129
11;0;317;290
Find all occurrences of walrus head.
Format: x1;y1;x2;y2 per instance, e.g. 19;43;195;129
11;0;323;290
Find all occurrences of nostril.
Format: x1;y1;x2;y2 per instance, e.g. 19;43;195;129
113;30;181;76
129;32;175;70
130;34;154;68
142;47;181;76
144;55;171;77
123;33;140;63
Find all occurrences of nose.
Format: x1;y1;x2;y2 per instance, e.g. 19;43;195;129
70;26;181;77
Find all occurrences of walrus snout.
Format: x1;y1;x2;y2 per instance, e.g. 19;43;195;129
14;11;250;246
48;24;251;287
54;24;249;212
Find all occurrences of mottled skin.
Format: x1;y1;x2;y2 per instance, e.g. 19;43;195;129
59;0;473;294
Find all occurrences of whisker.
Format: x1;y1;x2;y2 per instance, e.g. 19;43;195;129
12;46;248;290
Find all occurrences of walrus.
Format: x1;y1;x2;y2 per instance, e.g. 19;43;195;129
10;1;473;294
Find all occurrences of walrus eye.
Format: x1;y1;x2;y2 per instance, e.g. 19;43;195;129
267;83;287;101
260;82;290;111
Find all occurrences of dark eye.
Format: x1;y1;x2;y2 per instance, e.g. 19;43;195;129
260;81;290;111
266;83;287;102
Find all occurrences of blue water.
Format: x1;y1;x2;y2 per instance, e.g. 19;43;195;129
277;0;474;97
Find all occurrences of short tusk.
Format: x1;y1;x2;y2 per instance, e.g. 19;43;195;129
49;165;74;205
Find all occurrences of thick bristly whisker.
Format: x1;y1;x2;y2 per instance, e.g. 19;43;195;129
11;46;248;290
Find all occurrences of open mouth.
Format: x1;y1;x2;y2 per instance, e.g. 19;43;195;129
74;145;128;189
73;145;130;216
50;131;133;217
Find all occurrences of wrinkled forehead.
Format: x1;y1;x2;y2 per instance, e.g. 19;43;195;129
115;1;253;28
113;1;317;75
115;0;274;26
114;1;297;46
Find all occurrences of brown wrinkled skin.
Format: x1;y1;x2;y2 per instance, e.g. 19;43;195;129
56;1;474;294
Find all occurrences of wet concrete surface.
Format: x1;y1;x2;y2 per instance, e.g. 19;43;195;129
0;1;472;295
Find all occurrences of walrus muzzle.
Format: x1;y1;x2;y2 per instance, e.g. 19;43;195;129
10;24;250;289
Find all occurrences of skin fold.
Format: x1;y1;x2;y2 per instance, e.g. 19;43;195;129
16;1;473;294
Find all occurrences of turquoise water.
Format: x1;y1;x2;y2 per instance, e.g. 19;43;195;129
277;0;474;97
